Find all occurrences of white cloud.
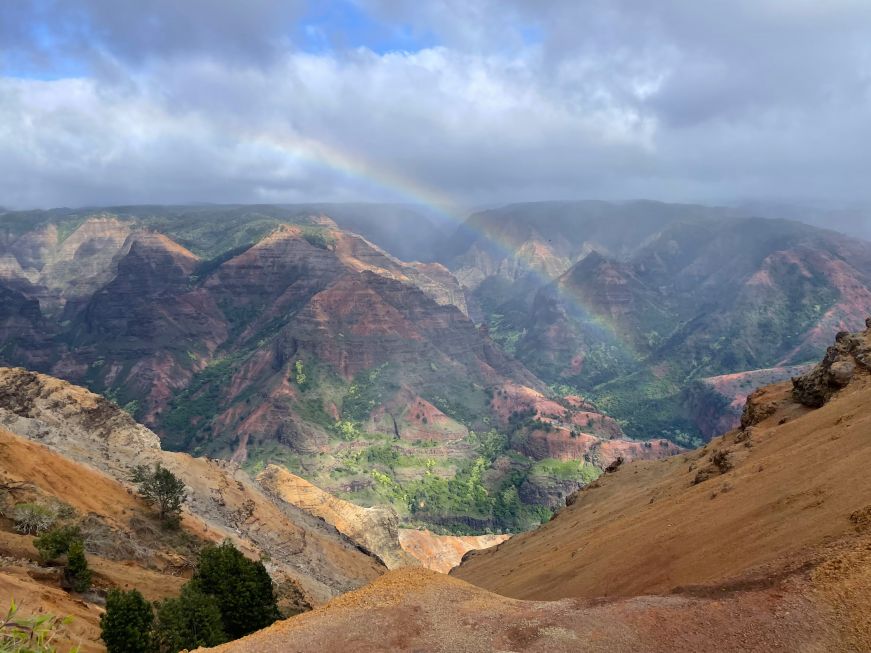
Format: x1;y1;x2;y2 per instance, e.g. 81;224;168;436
1;1;870;210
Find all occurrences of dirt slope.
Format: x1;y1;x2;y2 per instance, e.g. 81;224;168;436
454;325;871;601
0;367;385;608
201;562;868;653
0;428;191;652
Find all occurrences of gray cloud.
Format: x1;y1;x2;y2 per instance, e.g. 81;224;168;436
1;1;871;220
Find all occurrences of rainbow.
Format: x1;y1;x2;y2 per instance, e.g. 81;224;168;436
254;130;639;370
254;131;465;224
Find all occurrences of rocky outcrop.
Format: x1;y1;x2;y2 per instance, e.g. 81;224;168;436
396;529;509;573
0;368;385;606
257;464;417;570
791;318;871;407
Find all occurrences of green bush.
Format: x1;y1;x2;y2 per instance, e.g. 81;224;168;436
100;589;154;653
63;540;91;593
33;526;82;562
190;541;280;640
131;464;186;527
154;585;226;652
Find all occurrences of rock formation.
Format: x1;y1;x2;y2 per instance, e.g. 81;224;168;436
791;318;871;407
396;529;509;573
257;464;417;570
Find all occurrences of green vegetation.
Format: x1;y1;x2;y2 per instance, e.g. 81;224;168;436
1;600;79;653
33;526;82;562
192;242;254;280
529;458;600;484
160;354;243;451
189;541;280;640
63;540;92;593
292;359;307;387
101;589;155;653
100;541;278;653
299;225;335;250
154;585;226;652
342;364;399;422
131;464;186;527
333;419;361;441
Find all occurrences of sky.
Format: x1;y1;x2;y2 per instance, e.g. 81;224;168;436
2;0;871;217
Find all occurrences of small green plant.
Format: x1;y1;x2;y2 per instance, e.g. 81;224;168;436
131;464;186;527
0;600;79;653
292;359;307;387
63;540;91;593
333;420;359;441
33;526;82;562
100;589;154;653
12;504;56;536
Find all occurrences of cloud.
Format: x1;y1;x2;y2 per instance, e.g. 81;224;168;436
0;1;870;214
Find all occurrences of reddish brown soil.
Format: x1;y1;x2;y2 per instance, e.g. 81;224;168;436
201;565;855;653
455;375;871;601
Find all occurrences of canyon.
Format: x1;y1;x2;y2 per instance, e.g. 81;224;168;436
206;321;871;652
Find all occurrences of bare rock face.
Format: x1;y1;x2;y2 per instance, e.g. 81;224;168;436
396;529;510;573
257;464;417;570
740;387;779;429
69;231;229;423
0;367;162;474
791;321;871;407
0;285;51;367
0;216;133;315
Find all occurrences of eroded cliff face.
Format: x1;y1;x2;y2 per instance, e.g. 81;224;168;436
0;367;385;607
685;364;813;439
396;529;509;573
61;231;229;424
257;464;417;570
0;213;663;532
0;216;133;314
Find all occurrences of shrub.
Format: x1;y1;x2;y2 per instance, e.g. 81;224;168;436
0;600;79;653
100;589;154;653
12;504;56;535
33;526;82;562
190;541;280;639
154;585;226;652
131;464;186;527
292;359;307;387
63;540;91;593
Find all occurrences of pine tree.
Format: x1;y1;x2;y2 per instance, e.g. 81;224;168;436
100;589;155;653
132;464;186;527
154;584;226;652
190;540;280;639
64;539;92;593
